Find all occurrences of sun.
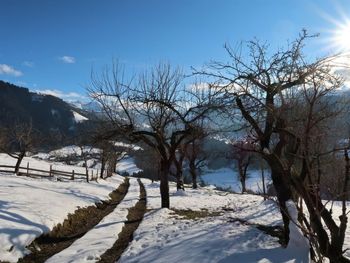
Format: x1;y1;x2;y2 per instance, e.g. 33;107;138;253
317;3;350;53
330;18;350;52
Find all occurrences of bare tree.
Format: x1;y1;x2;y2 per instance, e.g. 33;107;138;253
89;62;217;208
184;128;208;189
91;120;129;178
172;145;186;190
228;139;254;193
133;144;160;182
171;123;208;190
196;31;350;261
72;145;93;182
95;140;127;178
0;121;39;174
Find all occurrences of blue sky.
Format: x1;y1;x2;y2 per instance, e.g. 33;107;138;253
1;0;349;101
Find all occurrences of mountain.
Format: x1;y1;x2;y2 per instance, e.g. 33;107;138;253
69;100;102;112
0;81;90;146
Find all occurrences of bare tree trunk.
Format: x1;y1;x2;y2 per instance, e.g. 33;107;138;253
160;159;170;208
268;161;292;245
292;175;350;262
100;156;106;179
82;153;89;183
174;155;185;191
176;169;184;191
85;162;89;183
14;151;25;174
260;159;266;200
106;155;117;177
189;159;197;189
238;162;246;193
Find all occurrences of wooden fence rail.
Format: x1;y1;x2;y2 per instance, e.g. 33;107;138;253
0;163;99;182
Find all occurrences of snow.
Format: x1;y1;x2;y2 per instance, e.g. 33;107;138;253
47;145;100;158
201;167;271;193
120;208;280;263
46;178;140;263
0;172;124;262
51;109;58;117
72;111;88;123
0;153;98;178
119;180;310;263
285;201;310;260
113;142;142;151
116;157;142;175
31;93;44;102
1;151;350;262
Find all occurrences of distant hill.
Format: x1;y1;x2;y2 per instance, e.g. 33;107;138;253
0;80;91;146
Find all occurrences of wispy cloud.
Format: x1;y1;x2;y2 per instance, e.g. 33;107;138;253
36;89;84;101
59;56;76;64
0;64;23;77
22;61;34;67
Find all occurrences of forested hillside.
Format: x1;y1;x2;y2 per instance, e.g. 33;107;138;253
0;81;89;146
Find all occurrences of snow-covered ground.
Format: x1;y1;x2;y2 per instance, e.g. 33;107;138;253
1;150;350;262
0;172;124;262
0;153;98;175
46;178;140;263
119;181;310;263
46;145;100;158
116;157;142;175
201;167;271;193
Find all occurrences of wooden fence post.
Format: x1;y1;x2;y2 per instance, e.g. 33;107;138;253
71;170;75;180
49;165;52;177
26;162;29;176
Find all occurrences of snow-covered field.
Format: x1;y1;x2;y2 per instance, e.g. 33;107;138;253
0;172;124;262
119;181;310;263
116;157;142;175
0;152;97;176
1;150;350;262
46;178;140;263
201;167;271;193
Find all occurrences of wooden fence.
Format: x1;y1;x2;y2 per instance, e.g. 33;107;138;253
0;163;99;182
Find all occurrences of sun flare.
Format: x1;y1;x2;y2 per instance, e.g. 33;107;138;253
331;18;350;51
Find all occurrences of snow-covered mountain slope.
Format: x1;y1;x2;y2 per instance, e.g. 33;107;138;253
72;110;88;123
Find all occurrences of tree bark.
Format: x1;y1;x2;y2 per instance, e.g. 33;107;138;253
174;155;185;191
176;169;184;191
160;159;170;208
292;176;350;262
266;156;292;245
238;162;246;193
189;159;197;189
14;151;25;174
100;155;106;179
260;159;266;199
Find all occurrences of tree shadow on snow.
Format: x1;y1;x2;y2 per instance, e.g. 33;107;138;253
0;200;50;251
218;247;308;263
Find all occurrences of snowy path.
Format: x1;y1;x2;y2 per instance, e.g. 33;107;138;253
45;178;140;263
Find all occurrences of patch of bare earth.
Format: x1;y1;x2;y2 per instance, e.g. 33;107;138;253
170;208;222;220
18;177;130;263
98;178;147;263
